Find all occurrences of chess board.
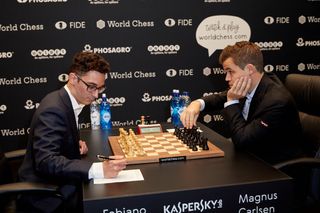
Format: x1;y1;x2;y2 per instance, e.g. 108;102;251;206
108;132;224;165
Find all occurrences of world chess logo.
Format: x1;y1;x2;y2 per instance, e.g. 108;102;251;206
96;20;106;29
298;15;307;24
298;63;306;72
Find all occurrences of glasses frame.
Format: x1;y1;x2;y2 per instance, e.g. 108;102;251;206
75;74;105;94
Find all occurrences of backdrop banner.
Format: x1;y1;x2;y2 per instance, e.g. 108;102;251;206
0;0;319;152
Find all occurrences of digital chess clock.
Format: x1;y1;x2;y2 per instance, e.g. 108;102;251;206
137;123;162;134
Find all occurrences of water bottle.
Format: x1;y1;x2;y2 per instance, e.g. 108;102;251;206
180;91;191;113
100;93;112;130
170;89;182;127
90;100;100;130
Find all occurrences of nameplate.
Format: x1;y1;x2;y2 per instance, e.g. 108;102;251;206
159;156;186;163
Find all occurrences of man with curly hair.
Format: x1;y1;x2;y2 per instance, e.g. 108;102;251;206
18;51;127;212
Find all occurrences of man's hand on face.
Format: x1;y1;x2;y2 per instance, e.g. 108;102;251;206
227;76;252;101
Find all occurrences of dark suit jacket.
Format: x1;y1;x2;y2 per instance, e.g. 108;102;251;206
18;87;92;210
202;73;303;164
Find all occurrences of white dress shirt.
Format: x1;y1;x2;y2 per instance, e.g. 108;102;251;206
64;85;104;179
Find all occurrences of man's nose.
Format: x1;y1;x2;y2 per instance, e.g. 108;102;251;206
93;90;99;99
225;72;231;81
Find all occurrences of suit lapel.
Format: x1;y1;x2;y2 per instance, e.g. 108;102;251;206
59;88;80;146
247;74;269;121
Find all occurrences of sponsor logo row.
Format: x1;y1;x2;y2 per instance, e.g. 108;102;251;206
0;63;319;87
1;15;319;33
1;38;319;61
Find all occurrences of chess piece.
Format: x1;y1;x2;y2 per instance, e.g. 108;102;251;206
140;115;145;125
201;137;209;150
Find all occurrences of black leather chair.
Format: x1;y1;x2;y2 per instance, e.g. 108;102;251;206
274;74;320;212
0;150;61;213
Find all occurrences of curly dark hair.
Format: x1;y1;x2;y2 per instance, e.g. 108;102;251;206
69;51;110;75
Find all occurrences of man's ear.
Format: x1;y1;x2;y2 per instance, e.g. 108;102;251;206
69;72;77;85
246;64;256;75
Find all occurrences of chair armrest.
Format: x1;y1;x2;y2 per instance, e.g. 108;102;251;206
274;157;320;170
0;182;60;197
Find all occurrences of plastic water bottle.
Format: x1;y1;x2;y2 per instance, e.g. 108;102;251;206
170;89;182;127
100;93;112;130
90;100;100;130
180;91;191;113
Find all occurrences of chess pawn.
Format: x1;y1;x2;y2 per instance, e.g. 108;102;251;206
140;116;145;125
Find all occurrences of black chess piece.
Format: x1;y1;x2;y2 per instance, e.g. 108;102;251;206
191;143;198;151
201;137;209;150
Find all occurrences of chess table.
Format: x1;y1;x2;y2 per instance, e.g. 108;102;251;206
82;123;293;213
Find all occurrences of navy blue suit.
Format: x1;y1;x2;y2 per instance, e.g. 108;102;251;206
18;87;92;211
202;73;303;164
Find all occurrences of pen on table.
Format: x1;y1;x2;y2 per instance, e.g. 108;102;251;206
96;154;112;161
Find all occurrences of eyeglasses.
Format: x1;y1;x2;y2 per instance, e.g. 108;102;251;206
76;74;105;93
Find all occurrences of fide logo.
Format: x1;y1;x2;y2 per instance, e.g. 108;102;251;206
55;21;67;30
24;100;39;110
0;104;7;114
264;65;274;73
166;69;177;77
164;18;176;27
58;73;69;82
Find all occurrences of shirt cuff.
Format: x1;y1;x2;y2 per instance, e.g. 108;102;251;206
197;99;205;111
224;99;239;108
88;162;104;179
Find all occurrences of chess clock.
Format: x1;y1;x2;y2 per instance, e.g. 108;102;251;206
137;123;162;134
